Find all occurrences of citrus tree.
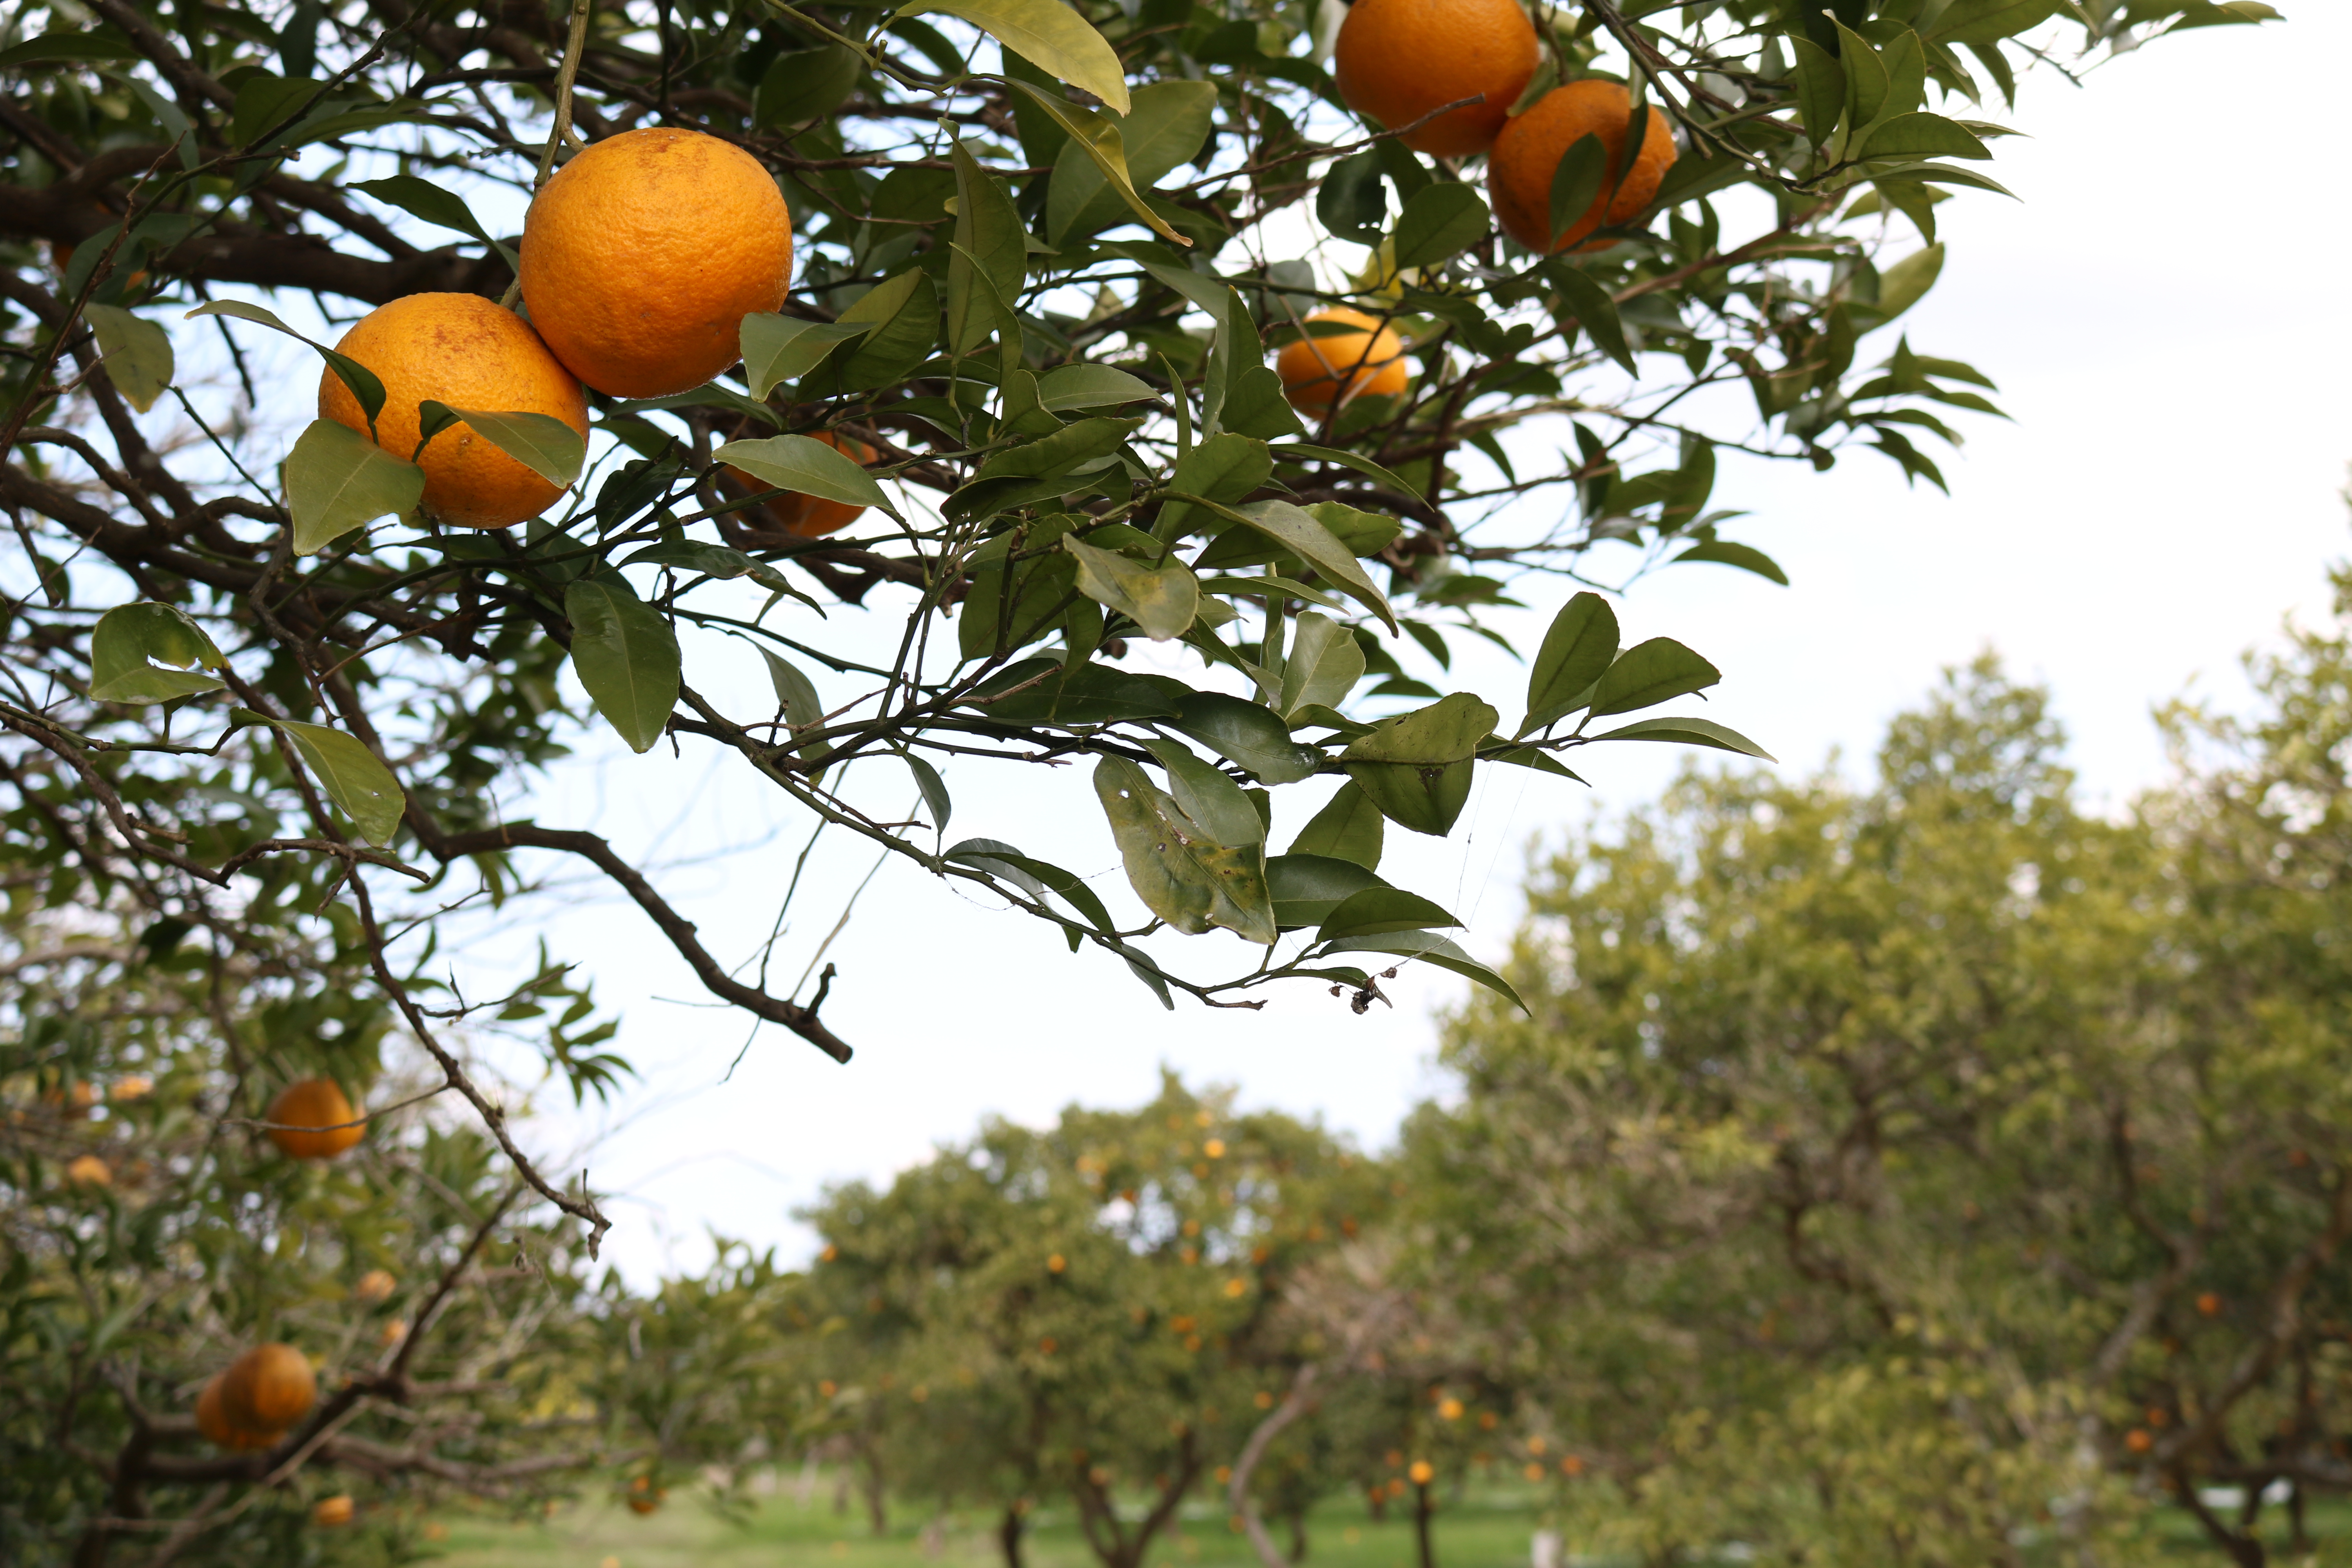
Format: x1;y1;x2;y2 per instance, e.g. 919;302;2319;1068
0;0;2269;1134
1413;643;2352;1568
798;1074;1388;1568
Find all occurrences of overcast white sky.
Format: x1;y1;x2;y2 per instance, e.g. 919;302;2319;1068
458;8;2352;1284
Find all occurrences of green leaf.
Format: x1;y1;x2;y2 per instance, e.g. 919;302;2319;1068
1266;853;1385;928
968;658;1185;723
264;718;405;847
1789;38;1845;147
1002;81;1183;244
1317;886;1459;942
905;752;952;837
231;73;323;149
349;176;517;268
1859;113;1991;162
1546;133;1608;248
1202;501;1394;632
1170;692;1325;786
833;269;942;393
914;0;1131;114
1864;242;1944;324
1924;0;2061;44
0;33;144;68
1317;151;1386;244
1672;541;1788;585
1318;930;1526;1013
187;300;387;434
716;434;899;522
944;838;1117;935
1222;365;1308;439
1065;536;1198;641
1392;183;1490;270
1589;715;1774;760
1586;637;1720;717
1036;364;1156;411
420;404;583;488
1047;80;1216;242
83;305;173;414
1279;611;1368;720
1520;591;1619;735
1544;262;1634;375
949;138;1029;354
283;419;425;555
565;574;681;755
741;315;867;401
1165;432;1271;539
755;43;863;127
89;603;225;704
1286;783;1385;869
1341;692;1498;837
1139;737;1265;847
1270;443;1426;503
760;647;830;771
1093;757;1276;944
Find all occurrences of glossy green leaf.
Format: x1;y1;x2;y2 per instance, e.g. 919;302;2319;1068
565;574;681;755
760;646;829;770
1170;692;1325;785
755;43;863;127
1341;693;1498;837
420;404;583;489
1860;113;1992;162
349;175;516;267
1048;80;1216;241
1587;637;1721;717
1590;715;1775;760
1279;611;1367;720
742;315;867;401
1924;0;2061;45
1064;535;1198;641
1286;782;1385;869
1392;182;1490;270
1789;38;1845;147
835;269;942;392
1204;500;1394;632
1036;364;1156;411
1265;853;1384;927
1317;151;1386;244
1002;80;1185;245
1545;262;1634;375
1672;541;1789;585
905;752;952;837
283;418;424;555
915;0;1131;114
1546;133;1608;247
83;305;172;413
1139;737;1264;847
265;718;405;847
1093;757;1276;944
89;602;225;704
186;300;386;434
949;138;1029;354
716;434;899;521
1319;930;1526;1012
1317;886;1459;942
1520;591;1619;735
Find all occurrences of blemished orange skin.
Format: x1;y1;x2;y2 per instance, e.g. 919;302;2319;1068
522;128;794;398
319;294;587;530
1488;80;1677;254
1334;0;1539;158
724;430;878;538
225;1342;319;1430
1275;308;1410;416
266;1078;366;1160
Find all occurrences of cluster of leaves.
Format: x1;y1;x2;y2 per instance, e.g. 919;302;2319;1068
1412;637;2352;1568
0;0;2268;1106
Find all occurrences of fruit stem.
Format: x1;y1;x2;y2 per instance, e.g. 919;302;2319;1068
505;0;593;309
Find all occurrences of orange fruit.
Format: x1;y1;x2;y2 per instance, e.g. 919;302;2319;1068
223;1342;318;1430
312;1495;356;1527
320;294;586;530
354;1268;397;1304
723;430;877;538
1334;0;1539;158
521;127;793;398
1275;308;1410;415
1489;80;1675;255
2124;1429;2154;1454
196;1374;280;1450
1408;1459;1434;1485
64;1154;111;1187
266;1078;366;1161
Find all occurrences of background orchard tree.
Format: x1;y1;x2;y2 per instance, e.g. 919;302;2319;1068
1412;632;2352;1568
800;1074;1389;1568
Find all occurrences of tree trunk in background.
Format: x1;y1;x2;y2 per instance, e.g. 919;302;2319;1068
1286;1507;1309;1562
999;1505;1027;1568
1412;1481;1437;1568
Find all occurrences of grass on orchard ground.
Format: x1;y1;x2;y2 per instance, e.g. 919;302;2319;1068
421;1475;2352;1568
426;1477;1554;1568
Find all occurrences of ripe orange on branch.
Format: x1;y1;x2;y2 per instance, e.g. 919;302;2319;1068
1334;0;1539;158
522;127;794;398
320;294;588;530
724;430;878;539
1488;80;1676;255
1276;308;1410;416
265;1078;367;1160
